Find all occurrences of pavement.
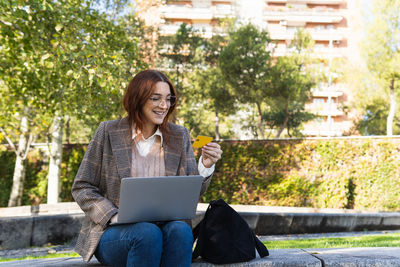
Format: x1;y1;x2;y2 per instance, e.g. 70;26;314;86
1;247;400;266
1;231;400;266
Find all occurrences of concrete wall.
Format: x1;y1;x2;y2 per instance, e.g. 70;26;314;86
1;203;400;249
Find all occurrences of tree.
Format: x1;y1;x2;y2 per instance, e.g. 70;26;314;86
0;0;52;206
158;23;205;127
43;8;146;204
219;24;272;139
192;66;236;140
363;0;400;136
188;33;235;140
267;56;315;138
267;29;316;138
0;0;146;205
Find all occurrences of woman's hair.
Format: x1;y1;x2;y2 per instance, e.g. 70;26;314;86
123;69;177;135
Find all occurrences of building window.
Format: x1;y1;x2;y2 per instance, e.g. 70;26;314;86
313;98;325;104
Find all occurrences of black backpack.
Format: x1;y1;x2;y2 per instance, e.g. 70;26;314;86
192;199;269;264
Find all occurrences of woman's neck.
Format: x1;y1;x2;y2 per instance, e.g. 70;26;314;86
141;124;157;139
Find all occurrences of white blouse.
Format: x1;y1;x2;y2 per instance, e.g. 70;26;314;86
132;128;215;178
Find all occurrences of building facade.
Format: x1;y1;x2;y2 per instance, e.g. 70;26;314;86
137;0;363;137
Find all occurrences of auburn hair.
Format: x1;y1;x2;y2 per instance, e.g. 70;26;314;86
122;70;177;137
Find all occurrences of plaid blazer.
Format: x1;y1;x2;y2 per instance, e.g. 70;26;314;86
71;117;212;262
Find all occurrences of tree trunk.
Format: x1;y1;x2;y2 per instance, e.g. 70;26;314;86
8;114;30;207
276;104;290;138
47;115;64;204
215;109;220;141
256;102;265;139
65;115;70;144
387;78;396;136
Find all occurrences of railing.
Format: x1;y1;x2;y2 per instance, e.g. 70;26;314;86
161;5;235;19
306;103;344;116
158;24;222;38
271;46;344;58
301;121;353;137
268;29;343;41
265;0;344;5
263;10;343;23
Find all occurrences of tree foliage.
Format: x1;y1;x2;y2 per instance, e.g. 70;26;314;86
219;24;272;138
267;30;316;138
362;0;400;135
0;0;146;205
219;25;315;139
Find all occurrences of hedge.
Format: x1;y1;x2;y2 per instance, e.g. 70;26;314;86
1;137;400;211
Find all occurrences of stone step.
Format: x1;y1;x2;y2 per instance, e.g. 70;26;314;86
1;203;400;250
1;248;400;267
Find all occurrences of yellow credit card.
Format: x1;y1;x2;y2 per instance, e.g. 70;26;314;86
192;135;213;148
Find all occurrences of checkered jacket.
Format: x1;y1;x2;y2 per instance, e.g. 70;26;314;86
71;117;212;262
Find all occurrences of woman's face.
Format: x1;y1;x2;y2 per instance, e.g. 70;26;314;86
142;81;172;130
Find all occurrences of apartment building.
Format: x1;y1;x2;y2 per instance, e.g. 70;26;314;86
137;0;363;137
157;0;236;38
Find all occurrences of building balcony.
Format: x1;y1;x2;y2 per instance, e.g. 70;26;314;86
161;5;213;19
306;103;344;116
271;45;344;58
159;24;182;35
266;0;344;4
268;29;343;41
161;5;235;20
301;121;352;137
159;23;223;37
301;128;343;137
312;89;343;98
264;10;343;23
312;83;346;97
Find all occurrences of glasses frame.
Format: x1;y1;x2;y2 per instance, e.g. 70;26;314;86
148;95;177;107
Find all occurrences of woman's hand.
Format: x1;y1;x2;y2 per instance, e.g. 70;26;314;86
201;142;222;168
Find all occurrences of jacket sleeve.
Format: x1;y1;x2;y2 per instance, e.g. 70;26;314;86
181;128;213;196
71;122;118;228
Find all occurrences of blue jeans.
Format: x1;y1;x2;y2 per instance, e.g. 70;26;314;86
94;221;193;267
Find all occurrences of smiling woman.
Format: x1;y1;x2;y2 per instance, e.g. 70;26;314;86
71;69;223;266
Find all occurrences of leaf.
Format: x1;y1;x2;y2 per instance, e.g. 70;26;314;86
41;54;51;61
55;24;63;32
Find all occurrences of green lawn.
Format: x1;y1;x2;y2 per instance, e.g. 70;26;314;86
263;232;400;249
0;252;80;262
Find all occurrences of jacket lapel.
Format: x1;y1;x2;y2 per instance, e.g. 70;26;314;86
164;124;184;176
109;117;132;179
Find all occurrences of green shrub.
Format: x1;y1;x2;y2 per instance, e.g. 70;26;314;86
1;138;400;211
0;147;14;207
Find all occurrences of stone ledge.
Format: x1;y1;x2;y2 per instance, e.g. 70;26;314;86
1;203;400;250
2;202;397;217
1;248;400;267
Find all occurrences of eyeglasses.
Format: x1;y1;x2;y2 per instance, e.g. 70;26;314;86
148;95;177;107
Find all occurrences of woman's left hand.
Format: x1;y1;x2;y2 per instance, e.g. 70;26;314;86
201;142;222;168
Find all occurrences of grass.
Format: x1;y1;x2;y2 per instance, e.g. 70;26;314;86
0;252;80;262
262;232;400;249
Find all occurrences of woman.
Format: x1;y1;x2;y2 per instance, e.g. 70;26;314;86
72;69;222;267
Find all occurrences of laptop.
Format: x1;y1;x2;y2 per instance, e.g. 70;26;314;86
113;175;204;224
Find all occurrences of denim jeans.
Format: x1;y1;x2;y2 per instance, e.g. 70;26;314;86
94;221;193;267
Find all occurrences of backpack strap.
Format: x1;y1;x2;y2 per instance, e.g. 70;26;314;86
192;204;213;261
192;220;201;241
253;233;269;257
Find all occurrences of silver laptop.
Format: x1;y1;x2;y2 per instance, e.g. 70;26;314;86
114;175;204;224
